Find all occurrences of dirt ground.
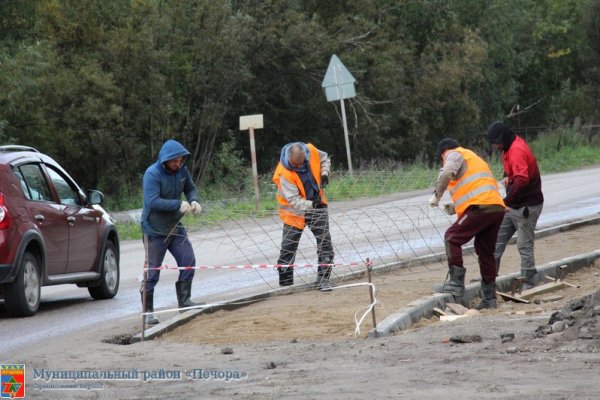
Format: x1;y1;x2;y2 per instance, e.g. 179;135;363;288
164;224;600;344
11;224;600;399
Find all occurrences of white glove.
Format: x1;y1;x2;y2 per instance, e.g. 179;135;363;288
443;203;456;215
191;201;202;214
179;201;192;214
428;194;440;207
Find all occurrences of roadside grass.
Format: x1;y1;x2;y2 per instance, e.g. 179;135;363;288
112;127;600;241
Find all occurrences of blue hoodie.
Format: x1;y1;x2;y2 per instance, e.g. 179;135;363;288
141;140;200;236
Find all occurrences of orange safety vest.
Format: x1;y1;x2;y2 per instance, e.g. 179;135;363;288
272;143;327;229
446;147;504;216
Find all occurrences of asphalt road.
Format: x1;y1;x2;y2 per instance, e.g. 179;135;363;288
2;166;599;356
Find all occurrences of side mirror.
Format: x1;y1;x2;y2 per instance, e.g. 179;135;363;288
87;190;104;205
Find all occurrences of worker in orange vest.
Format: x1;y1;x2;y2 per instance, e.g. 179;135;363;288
429;138;506;309
272;142;333;291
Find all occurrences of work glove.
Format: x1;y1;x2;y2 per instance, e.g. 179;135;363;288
179;201;192;214
443;203;456;216
428;194;440;207
191;201;202;215
312;200;326;209
320;174;329;188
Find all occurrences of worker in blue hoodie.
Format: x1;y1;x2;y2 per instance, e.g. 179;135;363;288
140;139;203;325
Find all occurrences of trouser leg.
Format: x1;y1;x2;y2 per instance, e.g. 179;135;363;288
516;203;543;287
143;234;169;293
169;226;196;282
307;209;334;280
516;204;543;271
277;224;303;286
493;213;516;274
474;210;505;284
434;213;479;296
444;213;480;269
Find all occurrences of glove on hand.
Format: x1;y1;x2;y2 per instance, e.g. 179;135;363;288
191;201;202;214
428;194;440;207
320;174;329;188
312;200;326;209
179;201;192;214
443;203;456;216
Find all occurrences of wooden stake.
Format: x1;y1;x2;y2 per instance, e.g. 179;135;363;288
366;258;378;338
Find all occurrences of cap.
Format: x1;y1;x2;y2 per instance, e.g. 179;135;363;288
436;138;460;159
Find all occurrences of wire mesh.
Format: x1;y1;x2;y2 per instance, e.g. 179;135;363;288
183;203;480;293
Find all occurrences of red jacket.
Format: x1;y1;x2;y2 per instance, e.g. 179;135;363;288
502;135;544;208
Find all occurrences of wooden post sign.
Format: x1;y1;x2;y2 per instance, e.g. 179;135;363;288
239;114;264;211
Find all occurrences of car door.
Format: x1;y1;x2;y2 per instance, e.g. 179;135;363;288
15;163;69;276
43;165;101;273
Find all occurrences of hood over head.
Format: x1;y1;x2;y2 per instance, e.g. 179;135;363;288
280;142;311;171
487;121;516;150
157;139;190;164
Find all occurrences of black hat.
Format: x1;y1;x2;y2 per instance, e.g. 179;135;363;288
436;138;460;159
487;121;512;144
487;121;516;149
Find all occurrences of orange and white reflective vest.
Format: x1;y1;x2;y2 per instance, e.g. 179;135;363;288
446;147;504;216
272;143;327;229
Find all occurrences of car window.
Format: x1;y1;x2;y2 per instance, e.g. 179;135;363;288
16;164;54;201
45;166;82;206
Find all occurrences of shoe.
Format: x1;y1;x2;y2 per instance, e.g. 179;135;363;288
474;282;497;310
278;267;294;287
522;268;538;290
433;265;465;296
175;281;206;310
317;278;333;292
141;291;160;325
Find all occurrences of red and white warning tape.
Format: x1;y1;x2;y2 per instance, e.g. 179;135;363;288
143;261;372;271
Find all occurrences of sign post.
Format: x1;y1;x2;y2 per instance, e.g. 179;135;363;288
322;54;357;175
239;114;264;211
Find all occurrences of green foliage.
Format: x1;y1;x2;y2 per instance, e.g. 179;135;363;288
1;0;600;204
529;127;600;172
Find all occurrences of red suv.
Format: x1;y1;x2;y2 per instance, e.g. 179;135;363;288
0;145;120;317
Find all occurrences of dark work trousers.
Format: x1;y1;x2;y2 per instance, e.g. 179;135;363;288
444;207;505;284
277;208;334;285
143;226;196;293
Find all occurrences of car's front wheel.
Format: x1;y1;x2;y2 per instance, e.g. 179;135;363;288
88;241;119;300
3;251;41;317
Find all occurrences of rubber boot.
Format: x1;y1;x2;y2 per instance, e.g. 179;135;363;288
278;267;294;286
315;265;333;292
474;282;497;310
141;291;159;326
433;266;465;296
175;281;205;310
522;268;538;290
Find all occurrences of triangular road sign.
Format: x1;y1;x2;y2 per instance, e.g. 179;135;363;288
321;54;356;101
322;54;356;88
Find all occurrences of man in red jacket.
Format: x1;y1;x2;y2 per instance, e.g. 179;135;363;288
487;122;544;288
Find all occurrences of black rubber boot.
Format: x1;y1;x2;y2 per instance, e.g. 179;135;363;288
315;265;333;292
141;291;159;326
474;282;497;310
433;266;465;296
278;267;294;286
522;268;538;290
175;281;205;310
